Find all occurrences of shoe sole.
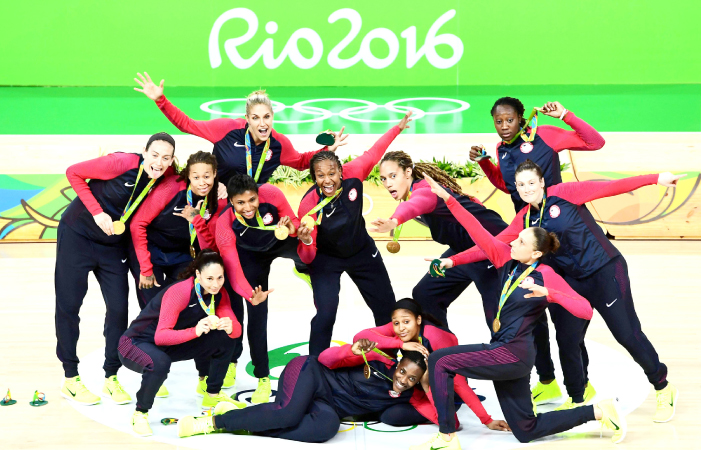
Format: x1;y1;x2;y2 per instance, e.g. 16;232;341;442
652;388;678;423
611;399;627;444
250;397;271;404
133;430;153;437
60;391;101;406
533;395;563;406
155;394;169;398
102;394;132;405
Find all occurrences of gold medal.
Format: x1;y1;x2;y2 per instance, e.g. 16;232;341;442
386;241;400;253
209;315;220;330
492;318;501;333
112;221;125;235
300;215;316;231
274;227;289;240
190;246;196;258
363;365;371;379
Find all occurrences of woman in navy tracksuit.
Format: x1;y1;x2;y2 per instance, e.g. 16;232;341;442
446;160;682;422
215;172;309;403
370;151;507;331
135;72;346;187
412;174;624;450
295;113;412;356
56;133;175;406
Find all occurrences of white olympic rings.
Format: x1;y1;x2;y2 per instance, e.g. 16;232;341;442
200;97;470;124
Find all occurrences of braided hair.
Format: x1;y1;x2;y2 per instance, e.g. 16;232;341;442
177;151;219;217
309;151;343;181
380;150;466;197
491;97;526;127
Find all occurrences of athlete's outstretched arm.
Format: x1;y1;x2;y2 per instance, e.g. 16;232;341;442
318;343;388;369
353;323;404;349
537;107;605;152
550;173;679;205
526;266;594;320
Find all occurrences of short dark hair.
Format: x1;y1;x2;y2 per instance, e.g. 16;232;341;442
491;97;526;127
309;151;343;181
400;349;427;373
145;132;176;153
226;172;259;199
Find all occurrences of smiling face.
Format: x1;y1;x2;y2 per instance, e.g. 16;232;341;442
391;309;422;343
188;162;216;197
142;140;175;179
392;358;424;393
195;263;225;295
380;161;413;201
515;169;545;205
230;190;259;219
492;105;523;142
509;228;542;264
314;160;342;197
246;103;274;144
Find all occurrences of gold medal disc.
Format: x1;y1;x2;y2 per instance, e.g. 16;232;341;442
386;241;401;253
363;365;371;379
190;246;196;259
300;215;315;231
274;227;289;240
112;221;126;235
492;318;501;333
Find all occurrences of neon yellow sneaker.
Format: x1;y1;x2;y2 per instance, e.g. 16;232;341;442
531;380;562;406
293;267;312;290
251;377;272;404
409;433;461;450
583;382;597;403
155;384;169;398
223;363;236;389
196;377;207;396
61;376;101;405
102;376;132;404
178;415;216;438
213;400;246;415
598;398;626;444
202;391;247;409
132;411;153;437
653;383;678;423
555;397;584;411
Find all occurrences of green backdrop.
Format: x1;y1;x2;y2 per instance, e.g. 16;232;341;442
2;0;699;87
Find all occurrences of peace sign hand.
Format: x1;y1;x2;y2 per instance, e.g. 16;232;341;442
173;200;203;223
134;72;164;101
327;126;349;152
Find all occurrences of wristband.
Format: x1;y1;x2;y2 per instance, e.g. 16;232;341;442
559;109;568;120
301;237;314;246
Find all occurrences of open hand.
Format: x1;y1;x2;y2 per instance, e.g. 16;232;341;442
173;200;203;223
134;72;164;101
249;285;274;305
520;279;548;298
397;111;413;131
369;217;398;233
139;274;161;290
327;126;349;152
402;341;429;359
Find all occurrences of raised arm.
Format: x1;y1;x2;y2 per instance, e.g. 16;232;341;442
215;209;254;300
213;289;242;339
538;266;594;320
479;155;509;193
353;323;404;349
154;282;198;346
155;96;245;143
66;152;141;216
275;130;328;171
343;125;402;181
550;174;661;206
318;343;388;369
537;111;605;152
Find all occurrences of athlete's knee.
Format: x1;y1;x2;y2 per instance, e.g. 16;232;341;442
315;415;341;442
510;420;537;443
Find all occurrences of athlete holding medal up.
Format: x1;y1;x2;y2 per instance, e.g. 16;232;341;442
296;112;413;356
411;174;625;450
56;133;175;406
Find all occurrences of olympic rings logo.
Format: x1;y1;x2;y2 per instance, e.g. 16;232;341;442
200;97;470;124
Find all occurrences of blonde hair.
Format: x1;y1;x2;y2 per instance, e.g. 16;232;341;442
245;89;273;116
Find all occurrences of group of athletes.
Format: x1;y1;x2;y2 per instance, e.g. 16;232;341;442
53;71;682;449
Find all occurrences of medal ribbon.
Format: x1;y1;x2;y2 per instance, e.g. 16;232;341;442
187;187;209;246
525;194;547;228
234;209;278;232
392;186;413;243
120;163;156;223
194;277;215;316
245;129;271;183
360;350;394;383
495;262;539;324
304;188;344;226
505;108;539;144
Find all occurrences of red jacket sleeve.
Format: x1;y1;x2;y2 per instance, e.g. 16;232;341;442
343;125;401;180
415;388;459;428
155;95;245;143
445;196;512;268
539;265;594;320
353;323;404;349
66;152;141;216
213;288;242;339
194;198;228;252
259;184;301;234
296;191;319;264
538;112;605;153
549;174;659;206
274;130;327;171
155;280;198;346
390;181;438;225
129;175;184;277
478;152;509;193
215;209;254;300
449;208;526;267
318;344;392;369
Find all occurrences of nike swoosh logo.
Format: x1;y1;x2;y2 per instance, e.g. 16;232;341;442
532;220;539;225
174;207;184;212
610;419;620;431
533;392;542;399
606;298;617;307
189;303;197;308
240;228;248;237
121;259;127;263
372;250;379;258
66;388;77;397
124;182;135;187
501;153;507;159
234;142;244;147
487;264;494;269
431;446;450;450
106;387;113;395
326;208;336;218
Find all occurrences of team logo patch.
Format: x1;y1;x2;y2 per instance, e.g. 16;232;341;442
549;205;561;218
523;276;534;285
263;212;274;225
348;188;358;201
265;150;273;162
203;211;211;220
520;142;534;153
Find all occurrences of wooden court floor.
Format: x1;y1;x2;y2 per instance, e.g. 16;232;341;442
0;240;699;449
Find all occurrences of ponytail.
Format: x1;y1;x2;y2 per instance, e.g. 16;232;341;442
380;151;468;198
531;228;561;256
178;249;224;280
